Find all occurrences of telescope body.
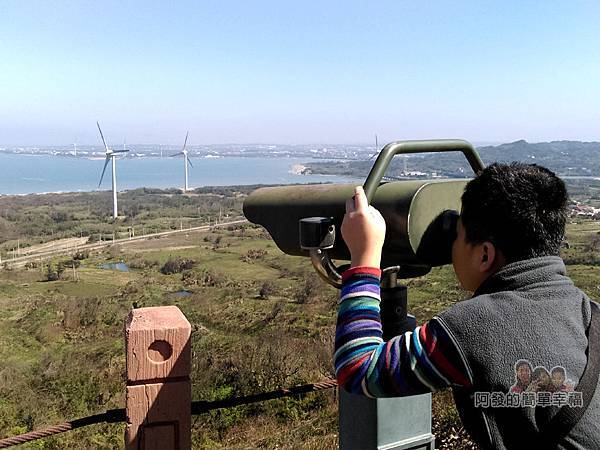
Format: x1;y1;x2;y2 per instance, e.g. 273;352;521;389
243;179;467;271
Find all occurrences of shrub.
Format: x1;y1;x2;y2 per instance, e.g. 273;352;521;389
241;248;268;263
127;257;159;270
45;262;64;281
293;277;321;304
44;258;81;281
182;268;226;287
73;250;89;261
585;234;600;253
58;259;80;271
160;257;196;275
50;210;71;223
563;255;600;266
24;261;39;270
258;280;277;299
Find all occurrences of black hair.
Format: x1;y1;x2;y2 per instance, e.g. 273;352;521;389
515;359;532;372
532;366;550;380
551;366;566;376
461;162;568;262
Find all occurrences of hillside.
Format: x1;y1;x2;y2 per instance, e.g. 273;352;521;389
0;190;599;449
302;140;600;179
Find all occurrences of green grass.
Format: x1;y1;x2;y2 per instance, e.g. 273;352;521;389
1;211;599;448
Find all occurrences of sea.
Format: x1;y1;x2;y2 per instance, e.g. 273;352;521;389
0;153;361;195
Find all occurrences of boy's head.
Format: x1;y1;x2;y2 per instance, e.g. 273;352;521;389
452;163;568;291
514;359;532;385
532;366;551;388
551;366;566;388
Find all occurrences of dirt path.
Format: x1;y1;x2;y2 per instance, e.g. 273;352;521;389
1;218;247;269
9;237;89;257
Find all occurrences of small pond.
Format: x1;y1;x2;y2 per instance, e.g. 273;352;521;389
172;290;192;298
99;262;130;272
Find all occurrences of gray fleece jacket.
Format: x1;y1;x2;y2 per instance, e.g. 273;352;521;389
436;256;600;449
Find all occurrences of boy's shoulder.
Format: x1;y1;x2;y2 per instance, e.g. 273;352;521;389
437;284;591;329
438;288;521;319
435;282;593;368
438;256;591;331
435;291;513;339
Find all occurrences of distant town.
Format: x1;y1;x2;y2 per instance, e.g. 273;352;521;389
0;143;374;160
2;140;600;179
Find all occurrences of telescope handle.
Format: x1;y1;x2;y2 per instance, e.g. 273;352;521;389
363;139;485;204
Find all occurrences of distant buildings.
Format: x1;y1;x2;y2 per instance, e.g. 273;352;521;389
570;202;600;220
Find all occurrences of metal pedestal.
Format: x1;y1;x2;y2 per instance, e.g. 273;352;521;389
338;283;435;450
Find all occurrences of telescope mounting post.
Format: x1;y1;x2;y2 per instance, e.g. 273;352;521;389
338;268;435;450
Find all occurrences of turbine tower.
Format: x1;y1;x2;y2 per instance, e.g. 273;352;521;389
368;133;380;160
97;122;129;219
172;131;193;192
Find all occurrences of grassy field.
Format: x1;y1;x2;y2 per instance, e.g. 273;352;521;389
0;222;341;449
0;192;599;449
0;186;255;260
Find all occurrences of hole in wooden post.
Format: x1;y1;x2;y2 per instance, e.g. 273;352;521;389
148;340;173;363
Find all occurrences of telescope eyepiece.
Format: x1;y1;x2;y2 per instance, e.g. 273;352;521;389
415;209;459;267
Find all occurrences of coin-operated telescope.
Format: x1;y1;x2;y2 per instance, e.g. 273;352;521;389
244;140;485;450
244;139;485;287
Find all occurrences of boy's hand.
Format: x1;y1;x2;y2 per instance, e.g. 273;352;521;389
341;186;386;268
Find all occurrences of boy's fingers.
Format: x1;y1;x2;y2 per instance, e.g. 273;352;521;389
369;205;384;221
353;186;368;211
345;197;355;213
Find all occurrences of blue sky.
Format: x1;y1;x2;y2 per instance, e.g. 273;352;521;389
1;1;599;145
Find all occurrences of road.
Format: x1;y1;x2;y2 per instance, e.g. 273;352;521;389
1;218;248;269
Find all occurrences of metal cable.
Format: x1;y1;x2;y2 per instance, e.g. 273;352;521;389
0;409;125;448
0;379;337;448
191;378;338;414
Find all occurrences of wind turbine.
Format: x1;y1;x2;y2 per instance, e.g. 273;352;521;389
368;133;380;160
171;131;193;192
97;122;129;219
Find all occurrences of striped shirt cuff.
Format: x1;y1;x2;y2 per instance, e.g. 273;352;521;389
342;266;381;283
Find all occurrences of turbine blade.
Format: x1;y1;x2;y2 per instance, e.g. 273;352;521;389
182;131;189;152
112;149;129;153
98;156;110;187
97;122;110;153
187;156;194;168
171;152;184;157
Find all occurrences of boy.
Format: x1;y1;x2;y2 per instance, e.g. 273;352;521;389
335;163;599;449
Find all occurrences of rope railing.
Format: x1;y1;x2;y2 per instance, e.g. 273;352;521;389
0;379;338;448
0;409;125;448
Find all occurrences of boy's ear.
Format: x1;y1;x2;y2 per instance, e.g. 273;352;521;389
479;241;497;272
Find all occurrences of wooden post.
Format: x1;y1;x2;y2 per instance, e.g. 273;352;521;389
125;306;192;450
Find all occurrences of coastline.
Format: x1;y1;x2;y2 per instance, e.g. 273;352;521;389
290;164;308;175
0;155;362;195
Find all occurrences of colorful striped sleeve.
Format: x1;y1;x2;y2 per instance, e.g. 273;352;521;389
334;267;472;397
